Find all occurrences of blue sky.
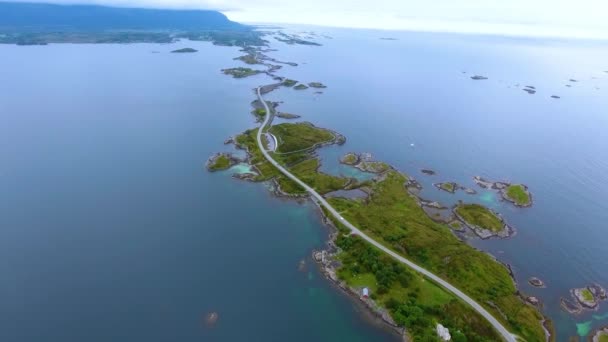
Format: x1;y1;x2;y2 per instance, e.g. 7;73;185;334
6;0;608;39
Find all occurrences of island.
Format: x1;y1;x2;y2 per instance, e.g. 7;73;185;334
308;82;327;88
560;283;607;314
590;326;608;342
171;47;198;53
551;95;561;99
340;152;390;174
435;182;457;193
421;169;436;175
206;153;239;171
276;112;301;119
221;67;262;78
471;75;488;80
529;277;545;288
454;203;512;238
294;84;309;90
502;184;533;207
282;79;298;87
473;176;534;207
207;39;550;341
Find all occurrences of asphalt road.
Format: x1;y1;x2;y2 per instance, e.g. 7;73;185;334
255;87;517;342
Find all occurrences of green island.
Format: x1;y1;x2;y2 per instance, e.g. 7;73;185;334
206;153;237;171
226;119;546;340
308;82;327;88
581;288;594;302
253;108;266;120
282;79;298;87
171;47;198;53
234;54;261;64
504;184;532;207
221;67;262;78
455;204;505;232
294;84;309;90
339;152;390;174
436;182;457;193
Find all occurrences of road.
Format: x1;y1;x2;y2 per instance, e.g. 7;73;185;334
255;87;517;342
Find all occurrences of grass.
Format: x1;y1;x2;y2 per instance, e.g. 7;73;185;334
208;154;231;171
289;158;351;194
341;153;358;165
599;333;608;342
581;288;594;302
235;54;260;64
440;182;456;192
327;171;546;341
455;204;504;232
269;123;334;153
505;184;531;205
359;161;390;173
282;79;297;87
222;67;261;78
253;108;266;119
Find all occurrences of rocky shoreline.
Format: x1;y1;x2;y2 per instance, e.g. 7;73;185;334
473;176;533;207
453;204;514;239
560;283;607;314
310;201;408;341
590;326;608;342
339;152;391;174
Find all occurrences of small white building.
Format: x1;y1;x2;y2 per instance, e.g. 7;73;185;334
362;287;369;298
436;323;451;341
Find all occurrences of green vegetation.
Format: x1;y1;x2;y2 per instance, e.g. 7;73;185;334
235;54;260;64
308;82;327;88
335;232;500;341
358;161;390;174
439;182;456;193
581;288;594;302
253;108;266;119
505;184;531;206
294;84;309;90
221;67;262;78
290;158;351;194
282;79;298;87
341;153;359;165
328;171;546;341
455;204;504;232
207;154;233;171
598;333;608;342
171;47;197;53
269;123;334;153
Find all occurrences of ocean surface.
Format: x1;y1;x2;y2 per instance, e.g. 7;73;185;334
1;28;607;341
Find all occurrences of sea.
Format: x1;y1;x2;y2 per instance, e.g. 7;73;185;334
1;27;607;341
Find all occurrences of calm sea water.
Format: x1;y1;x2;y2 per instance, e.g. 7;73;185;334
1;28;607;342
264;27;608;340
0;41;397;342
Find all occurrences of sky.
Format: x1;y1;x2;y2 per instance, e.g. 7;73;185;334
6;0;608;39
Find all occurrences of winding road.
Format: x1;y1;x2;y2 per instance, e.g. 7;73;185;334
255;87;517;342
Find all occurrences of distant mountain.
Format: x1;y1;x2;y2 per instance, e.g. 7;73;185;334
0;2;246;32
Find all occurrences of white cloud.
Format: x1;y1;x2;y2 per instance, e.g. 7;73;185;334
6;0;608;39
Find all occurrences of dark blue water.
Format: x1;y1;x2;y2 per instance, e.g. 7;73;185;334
2;29;608;341
0;41;397;342
261;28;608;340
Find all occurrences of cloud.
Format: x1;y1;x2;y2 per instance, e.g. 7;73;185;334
4;0;608;39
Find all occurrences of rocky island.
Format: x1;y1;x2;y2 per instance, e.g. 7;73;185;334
221;67;262;78
435;182;457;193
473;176;533;207
308;82;327;88
471;75;488;80
276;112;301;119
560;283;607;314
454;203;513;238
208;35;551;342
171;47;198;53
340;152;390;174
294;84;309;90
206;153;239;171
